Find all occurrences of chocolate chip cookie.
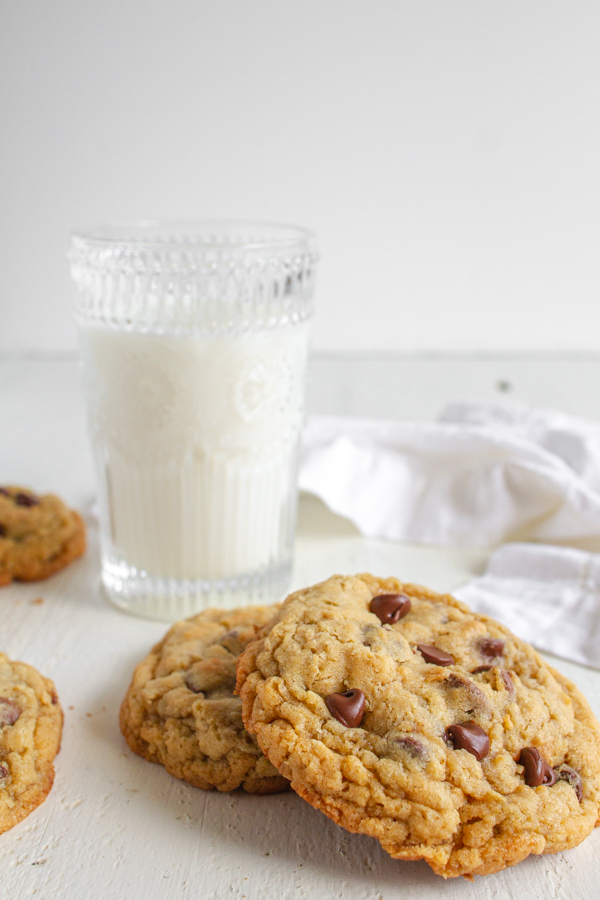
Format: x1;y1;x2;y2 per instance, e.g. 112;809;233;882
236;574;600;878
0;486;86;586
120;606;288;794
0;653;63;834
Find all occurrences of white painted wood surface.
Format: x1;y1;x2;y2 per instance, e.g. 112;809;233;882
1;353;600;899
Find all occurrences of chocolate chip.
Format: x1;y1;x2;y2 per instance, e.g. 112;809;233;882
214;628;242;642
369;593;411;625
15;492;39;507
184;672;203;694
442;673;491;714
500;670;515;695
0;523;5;538
473;665;516;698
184;663;235;696
218;629;246;654
393;736;427;760
417;644;454;666
446;722;490;760
0;488;10;498
0;698;21;727
519;747;556;787
555;764;583;801
0;763;7;778
479;638;505;660
325;689;366;728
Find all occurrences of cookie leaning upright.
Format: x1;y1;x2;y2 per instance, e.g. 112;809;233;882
0;653;63;834
120;605;288;794
0;487;86;586
236;574;600;878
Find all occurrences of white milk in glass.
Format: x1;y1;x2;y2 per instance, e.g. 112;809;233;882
80;321;309;617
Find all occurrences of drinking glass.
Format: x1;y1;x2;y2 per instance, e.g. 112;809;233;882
70;220;318;620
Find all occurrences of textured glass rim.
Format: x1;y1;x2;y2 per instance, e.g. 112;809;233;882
71;218;318;254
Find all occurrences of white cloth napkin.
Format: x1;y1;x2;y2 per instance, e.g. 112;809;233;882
298;401;600;668
298;402;600;546
454;543;600;669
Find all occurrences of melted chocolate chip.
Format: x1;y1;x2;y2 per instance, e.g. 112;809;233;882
15;492;39;507
446;722;490;760
519;747;556;787
0;763;7;778
555;765;583;801
500;670;515;695
442;673;491;714
417;644;454;666
0;488;10;498
218;629;247;655
184;667;235;696
472;664;492;674
325;689;366;728
479;638;505;660
393;736;427;760
0;698;21;727
369;593;411;625
0;523;5;538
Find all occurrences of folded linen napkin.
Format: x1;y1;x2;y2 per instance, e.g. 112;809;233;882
454;543;600;669
298;402;600;546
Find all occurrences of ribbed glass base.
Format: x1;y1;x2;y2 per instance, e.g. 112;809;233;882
101;556;292;621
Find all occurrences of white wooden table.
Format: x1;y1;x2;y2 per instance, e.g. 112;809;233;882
1;352;600;899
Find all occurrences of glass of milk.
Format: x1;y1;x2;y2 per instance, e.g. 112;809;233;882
70;220;318;620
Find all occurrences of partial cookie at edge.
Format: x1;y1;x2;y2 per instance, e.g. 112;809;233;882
0;653;63;834
0;487;86;586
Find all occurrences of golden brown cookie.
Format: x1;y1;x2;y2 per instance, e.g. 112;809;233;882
120;605;288;794
0;653;63;834
236;574;600;878
0;486;86;586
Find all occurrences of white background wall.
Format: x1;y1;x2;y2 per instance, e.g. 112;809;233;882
1;0;599;354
